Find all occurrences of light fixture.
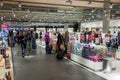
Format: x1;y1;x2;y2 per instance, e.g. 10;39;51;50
92;16;94;19
25;14;28;18
66;0;72;4
104;9;106;13
105;13;107;17
91;8;95;13
22;16;25;19
9;18;12;20
27;9;30;13
89;13;92;15
88;0;92;6
1;17;4;21
18;2;22;8
13;14;16;17
0;1;3;7
110;3;113;9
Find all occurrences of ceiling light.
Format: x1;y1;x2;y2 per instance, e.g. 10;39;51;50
104;9;106;13
91;8;95;13
27;9;30;13
0;1;3;7
105;13;107;17
22;16;25;19
116;11;119;14
88;1;92;6
1;17;3;21
92;16;94;19
89;13;92;15
9;18;12;20
18;2;22;8
66;0;72;4
110;3;113;9
25;14;28;18
13;14;16;17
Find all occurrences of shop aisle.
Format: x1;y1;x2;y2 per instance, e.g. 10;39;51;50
12;45;106;80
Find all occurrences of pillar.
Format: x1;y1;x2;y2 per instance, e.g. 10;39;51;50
64;24;69;32
103;0;111;33
0;22;2;31
78;22;81;32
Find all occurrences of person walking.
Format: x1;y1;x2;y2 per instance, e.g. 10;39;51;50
64;31;69;54
39;30;42;44
56;32;65;60
44;32;50;54
20;31;27;58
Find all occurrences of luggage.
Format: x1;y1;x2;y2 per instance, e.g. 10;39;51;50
66;52;71;59
32;39;36;49
56;50;65;60
27;42;31;52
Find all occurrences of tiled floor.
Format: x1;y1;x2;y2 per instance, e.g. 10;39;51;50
12;45;106;80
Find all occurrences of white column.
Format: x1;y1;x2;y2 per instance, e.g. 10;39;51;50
103;0;111;33
64;24;69;32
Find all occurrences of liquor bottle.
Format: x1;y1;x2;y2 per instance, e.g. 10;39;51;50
6;72;11;80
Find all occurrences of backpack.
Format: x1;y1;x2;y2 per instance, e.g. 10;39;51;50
117;35;120;45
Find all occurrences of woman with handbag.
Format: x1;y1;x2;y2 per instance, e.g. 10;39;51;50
56;32;65;60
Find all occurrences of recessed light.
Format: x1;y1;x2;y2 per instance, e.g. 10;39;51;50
110;3;113;9
18;2;22;8
13;14;16;17
0;1;3;7
88;1;92;6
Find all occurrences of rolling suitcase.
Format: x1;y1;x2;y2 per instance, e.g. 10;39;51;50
56;50;65;60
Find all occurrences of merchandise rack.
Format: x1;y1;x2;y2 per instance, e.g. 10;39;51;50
0;47;14;80
6;47;14;80
70;43;116;71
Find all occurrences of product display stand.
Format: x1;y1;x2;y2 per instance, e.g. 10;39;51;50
116;47;120;60
0;57;5;80
70;42;116;72
71;54;103;71
6;47;14;80
0;47;14;80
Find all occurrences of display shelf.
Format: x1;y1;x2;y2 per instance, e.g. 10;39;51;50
71;54;116;71
71;54;103;71
0;47;14;80
6;47;14;80
116;52;120;60
0;59;5;80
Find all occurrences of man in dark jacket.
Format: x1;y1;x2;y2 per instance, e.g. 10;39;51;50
84;28;90;43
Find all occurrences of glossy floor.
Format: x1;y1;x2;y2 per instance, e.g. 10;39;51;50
12;45;106;80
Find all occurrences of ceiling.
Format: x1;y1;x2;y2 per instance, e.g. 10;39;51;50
0;0;120;26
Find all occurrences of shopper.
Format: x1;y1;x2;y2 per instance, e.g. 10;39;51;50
94;28;103;45
56;32;64;51
84;28;90;43
20;31;27;58
35;32;38;39
26;30;32;52
64;31;69;54
110;31;118;48
39;30;42;42
105;31;112;47
89;30;95;43
56;32;65;60
117;31;120;46
44;32;50;54
31;31;37;49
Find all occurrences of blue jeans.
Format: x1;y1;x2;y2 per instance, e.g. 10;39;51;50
45;42;49;54
21;43;26;57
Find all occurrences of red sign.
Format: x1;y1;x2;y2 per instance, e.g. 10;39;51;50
2;24;9;28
